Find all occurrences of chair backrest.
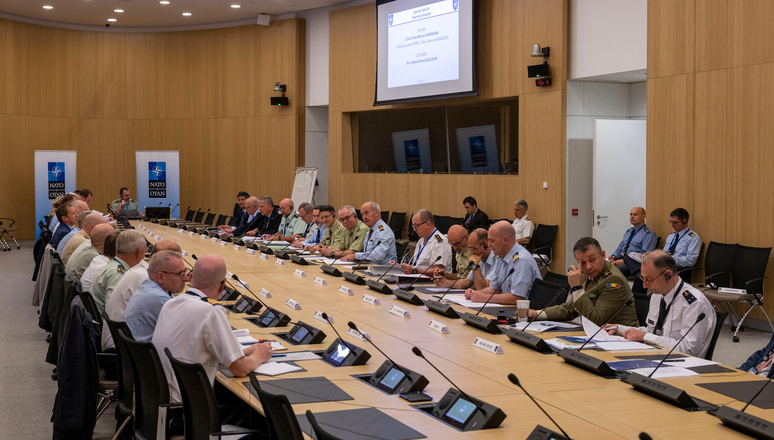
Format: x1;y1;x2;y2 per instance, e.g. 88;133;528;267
232;202;241;218
703;241;737;287
249;374;305;440
532;224;558;255
104;318;134;416
77;289;103;326
632;292;651;327
184;209;195;221
204;212;216;225
388;212;406;238
543;271;569;289
395;241;409;262
305;410;342;440
228;216;237;226
120;329;171;440
705;311;728;361
381;210;390;224
193;210;205;223
447;217;464;228
355;209;362;221
528;279;567;310
215;214;228;227
731;245;772;294
434;215;450;234
165;348;222;440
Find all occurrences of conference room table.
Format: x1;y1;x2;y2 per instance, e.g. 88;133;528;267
135;220;771;439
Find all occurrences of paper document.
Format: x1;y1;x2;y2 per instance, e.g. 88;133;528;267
582;316;627;342
659;357;719;368
272;351;322;362
428;288;466;293
595;341;656;351
627;252;645;262
271;341;286;351
545;338;595;350
232;329;250;338
630;366;699;378
441;293;503;308
253;361;303;376
237;335;259;345
510;321;580;332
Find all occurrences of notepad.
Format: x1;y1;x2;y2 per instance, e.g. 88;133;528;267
254;361;303;376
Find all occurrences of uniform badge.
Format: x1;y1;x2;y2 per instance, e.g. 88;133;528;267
435;234;443;243
117;265;125;274
682;290;697;304
647;319;655;325
689;232;696;237
378;224;384;231
512;253;520;263
606;283;620;289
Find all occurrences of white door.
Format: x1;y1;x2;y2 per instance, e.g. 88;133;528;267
592;119;647;255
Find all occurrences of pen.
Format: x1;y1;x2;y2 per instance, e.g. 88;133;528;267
271;354;286;358
605;325;618;333
663;359;685;362
259;339;276;343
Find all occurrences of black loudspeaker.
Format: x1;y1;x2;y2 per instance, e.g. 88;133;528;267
527;61;550;78
368;360;428;394
321;338;370;367
218;287;241;301
283;321;326;345
230;296;262;315
271;96;289;106
429;388;507;431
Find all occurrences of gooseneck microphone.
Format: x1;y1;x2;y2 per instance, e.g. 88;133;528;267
576;299;633;351
168;203;181;219
403;255;442;291
648;312;706;378
412;346;486;415
436;262;474;302
320;312;356;353
321;238;360;277
508;373;572;439
348;321;413;381
351;240;382;270
145;202;163;220
374;259;402;283
520;285;569;332
474;268;516;316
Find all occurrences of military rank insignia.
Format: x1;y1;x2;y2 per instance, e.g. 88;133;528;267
512;253;520;262
682;290;697;304
378;224;384;231
606;283;620;289
435;234;443;243
117;265;125;274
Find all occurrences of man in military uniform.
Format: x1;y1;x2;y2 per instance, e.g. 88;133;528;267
609;206;657;293
342;201;396;265
111;187;143;218
435;228;493;290
399;209;452;274
91;229;148;318
464;221;541;305
435;225;472;280
529;237;639;327
65;223;113;283
604;250;715;358
264;198;306;241
663;208;702;281
320;205;367;258
512;199;535;246
308;205;346;256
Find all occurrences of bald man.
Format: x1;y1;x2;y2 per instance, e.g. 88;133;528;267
65;223;113;283
60;212;106;265
153;255;273;402
438;225;473;280
464;221;541;305
264;198;306;241
609;206;657;293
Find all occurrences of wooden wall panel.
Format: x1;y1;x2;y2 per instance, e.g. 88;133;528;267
695;0;727;72
647;0;695;79
0;18;305;239
728;0;774;68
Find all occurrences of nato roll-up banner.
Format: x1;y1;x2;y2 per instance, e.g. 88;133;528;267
392;128;432;173
135;151;180;217
455;124;499;173
35;150;77;239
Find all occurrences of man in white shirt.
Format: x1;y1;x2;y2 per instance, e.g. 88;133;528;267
152;255;273;402
604;250;715;358
398;209;452;274
511;199;535;246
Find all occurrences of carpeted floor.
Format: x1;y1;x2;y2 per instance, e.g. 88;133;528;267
2;239;771;439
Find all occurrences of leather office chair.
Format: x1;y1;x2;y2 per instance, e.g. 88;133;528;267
305;410;343;440
248;373;305;440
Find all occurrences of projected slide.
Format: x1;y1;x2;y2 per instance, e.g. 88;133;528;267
387;0;459;88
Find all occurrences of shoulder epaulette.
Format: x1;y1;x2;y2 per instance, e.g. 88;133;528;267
378;224;385;231
435;234;443;243
689;232;696;237
682;290;697;304
512;253;520;263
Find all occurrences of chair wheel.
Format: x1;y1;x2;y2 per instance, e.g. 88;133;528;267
46;334;51;343
733;336;740;343
51;372;57;380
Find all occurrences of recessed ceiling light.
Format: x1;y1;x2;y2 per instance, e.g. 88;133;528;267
114;9;124;13
43;5;53;9
108;18;117;22
160;1;170;4
182;12;192;16
231;4;241;8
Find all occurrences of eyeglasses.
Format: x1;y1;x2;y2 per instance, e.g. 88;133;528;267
668;220;684;226
319;213;332;220
340;214;354;221
449;237;467;247
639;270;666;284
412;220;429;230
160;268;191;278
470;241;486;251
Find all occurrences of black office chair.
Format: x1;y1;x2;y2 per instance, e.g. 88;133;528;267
632;292;651;327
395;241;409;263
355;209;362;221
165;349;263;440
704;311;729;361
447;216;464;228
104;319;134;437
248;373;305;440
543;271;569;291
380;210;390;224
434;215;450;234
77;289;103;326
120;331;182;440
305;410;342;440
527;279;567;310
531;224;558;270
388;212;406;239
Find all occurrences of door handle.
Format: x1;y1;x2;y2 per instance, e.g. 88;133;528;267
596;215;608;219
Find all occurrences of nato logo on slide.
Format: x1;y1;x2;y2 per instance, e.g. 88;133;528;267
148;161;167;198
469;136;488;168
48;162;66;199
388;14;393;26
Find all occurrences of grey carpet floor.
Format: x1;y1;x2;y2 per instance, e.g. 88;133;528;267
1;239;771;438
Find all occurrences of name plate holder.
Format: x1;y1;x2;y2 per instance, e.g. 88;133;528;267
259;288;272;299
428;319;450;334
246;249;257;255
181;250;188;256
220;240;228;246
473;337;504;354
286;298;302;310
211;237;219;242
148;231;153;236
236;280;250;289
338;285;354;295
201;234;208;239
259;253;270;260
313;310;333;324
233;244;242;250
189;231;195;236
178;229;185;233
294;269;307;278
275;258;286;266
389;305;411;319
347;327;369;341
361;294;380;306
313;276;327;286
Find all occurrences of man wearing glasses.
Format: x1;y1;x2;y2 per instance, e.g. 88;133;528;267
663;208;702;281
434;228;493;290
434;225;472;280
399;209;452;274
604;250;715;357
319;205;368;258
123;250;188;342
308;205;347;256
294;205;326;248
341;201;397;265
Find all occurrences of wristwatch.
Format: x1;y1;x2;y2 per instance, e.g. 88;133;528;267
330;251;335;258
412;268;417;274
470;264;480;270
571;285;582;292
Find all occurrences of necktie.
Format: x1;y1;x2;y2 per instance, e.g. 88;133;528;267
304;222;311;237
653;297;669;336
622;228;637;255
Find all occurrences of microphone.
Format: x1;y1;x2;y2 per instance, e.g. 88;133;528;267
520;285;569;332
508;374;572;440
394;256;443;305
168;203;181;219
343;241;382;285
411;347;486;415
144;201;163;222
402;255;442;291
151;203;172;223
460;268;517;334
347;321;412;381
424;262;473;319
475;268;516;316
639;433;653;440
321;238;360;277
366;257;403;295
647;312;706;378
503;284;569;354
321;312;356;353
576;299;633;351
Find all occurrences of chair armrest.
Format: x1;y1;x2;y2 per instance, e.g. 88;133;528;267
677;266;697;274
705;271;732;284
533;246;552;253
0;218;16;227
211;429;267;437
160;402;183;409
745;277;768;303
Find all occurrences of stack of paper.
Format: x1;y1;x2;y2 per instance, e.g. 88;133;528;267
510;321;581;332
439;293;503;308
254;362;303;376
630;367;699;378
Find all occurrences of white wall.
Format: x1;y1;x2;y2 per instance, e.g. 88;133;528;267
305;107;330;204
565;81;646;268
568;0;647;80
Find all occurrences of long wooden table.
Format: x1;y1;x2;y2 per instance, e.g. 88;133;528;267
137;221;770;439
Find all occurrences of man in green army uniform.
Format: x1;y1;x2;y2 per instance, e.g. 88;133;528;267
308;205;347;257
111;187;143;218
528;236;639;327
323;205;368;258
91;229;148;318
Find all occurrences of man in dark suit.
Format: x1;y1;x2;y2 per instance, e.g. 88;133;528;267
243;196;282;237
224;197;260;238
462;197;490;232
232;191;250;226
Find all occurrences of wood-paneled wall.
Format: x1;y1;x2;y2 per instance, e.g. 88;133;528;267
328;1;567;272
0;18;305;239
648;0;774;321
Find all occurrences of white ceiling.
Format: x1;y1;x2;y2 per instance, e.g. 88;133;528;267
0;0;352;29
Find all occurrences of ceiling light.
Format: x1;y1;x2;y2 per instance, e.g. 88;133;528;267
108;18;117;22
182;12;192;16
160;1;170;4
43;5;53;9
114;9;124;13
231;4;241;8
